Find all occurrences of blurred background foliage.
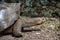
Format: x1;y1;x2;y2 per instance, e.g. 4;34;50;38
0;0;60;17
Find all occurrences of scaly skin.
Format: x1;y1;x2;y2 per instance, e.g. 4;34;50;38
3;17;46;37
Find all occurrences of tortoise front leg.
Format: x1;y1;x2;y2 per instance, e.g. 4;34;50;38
12;19;23;37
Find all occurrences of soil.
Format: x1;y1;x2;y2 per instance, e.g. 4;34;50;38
0;27;60;40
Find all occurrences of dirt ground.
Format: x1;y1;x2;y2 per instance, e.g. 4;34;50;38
0;27;60;40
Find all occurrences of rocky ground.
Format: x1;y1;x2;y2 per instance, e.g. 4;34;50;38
0;27;60;40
